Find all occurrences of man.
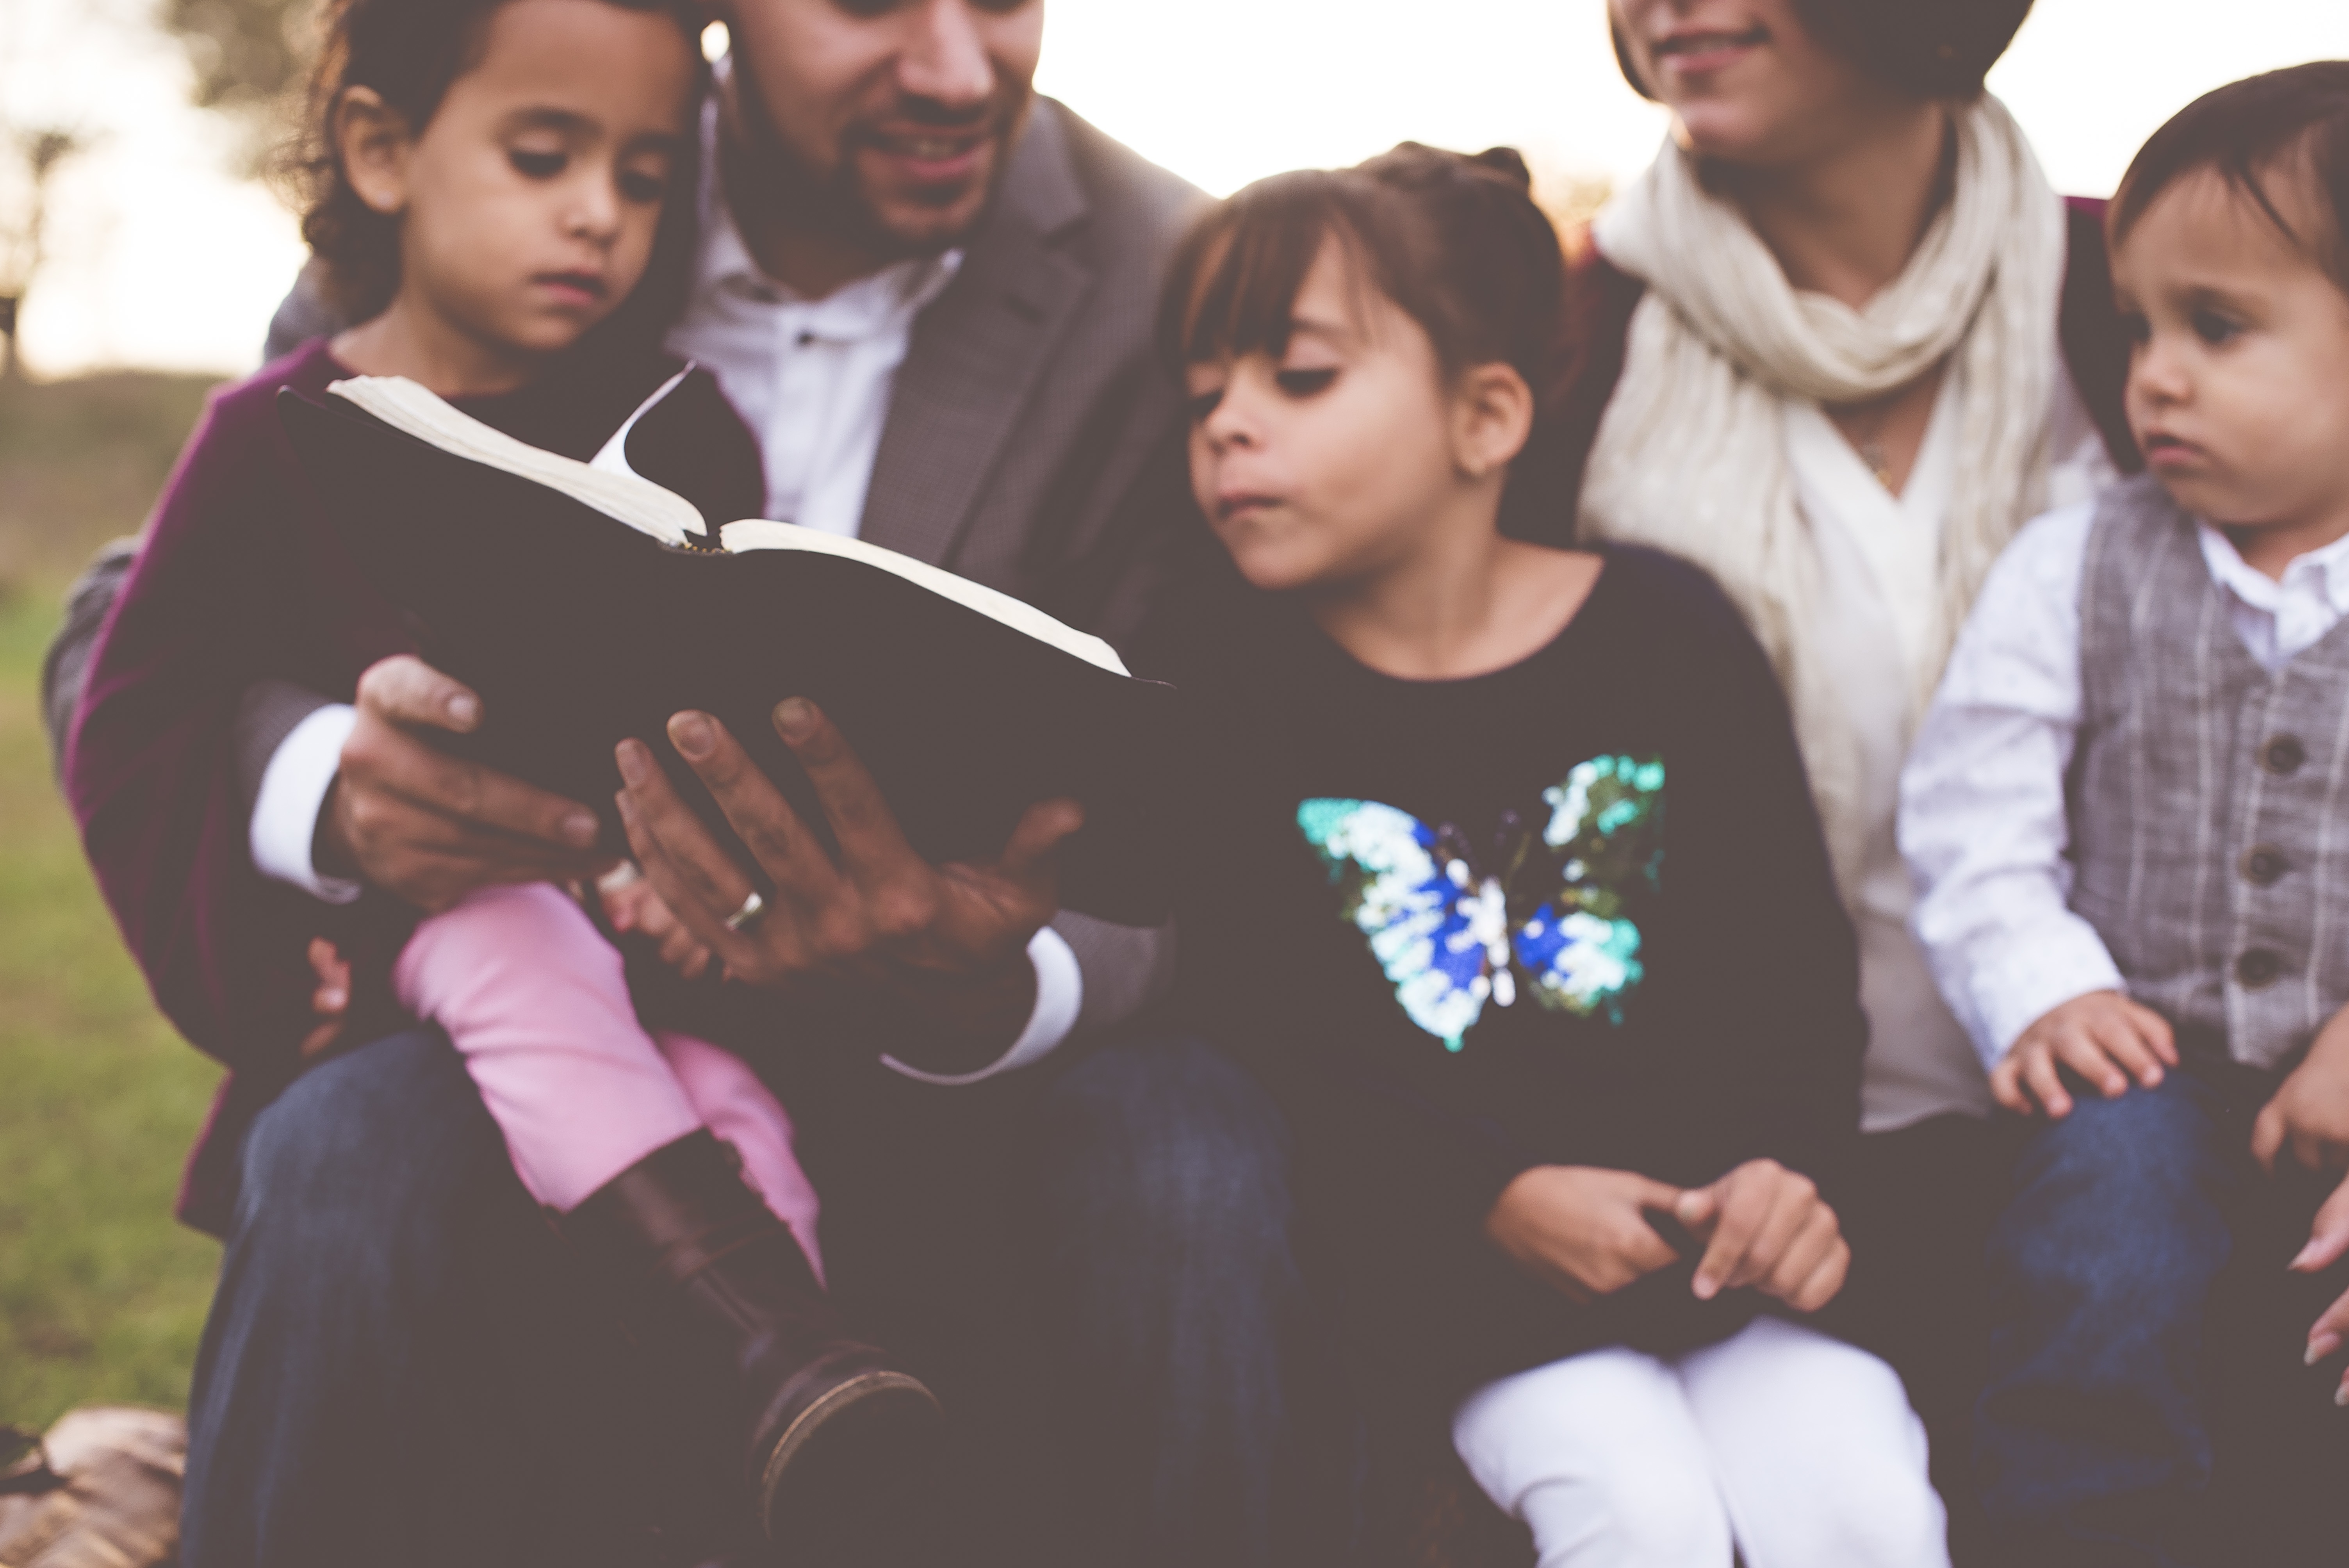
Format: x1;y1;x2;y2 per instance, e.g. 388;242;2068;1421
48;2;1335;1563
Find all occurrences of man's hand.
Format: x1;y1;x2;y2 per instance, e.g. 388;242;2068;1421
613;699;1082;1050
1674;1158;1849;1312
2296;1171;2349;1405
599;863;715;981
1993;990;2178;1119
2254;1004;2349;1175
321;656;612;911
1485;1165;1687;1304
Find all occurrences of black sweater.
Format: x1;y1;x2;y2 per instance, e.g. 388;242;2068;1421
1158;546;1866;1396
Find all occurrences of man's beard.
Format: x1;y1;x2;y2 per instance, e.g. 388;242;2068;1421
725;52;1028;264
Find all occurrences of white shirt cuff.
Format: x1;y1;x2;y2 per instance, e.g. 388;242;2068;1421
881;925;1084;1086
248;702;363;904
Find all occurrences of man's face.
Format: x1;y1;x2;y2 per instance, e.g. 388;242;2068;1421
720;0;1043;255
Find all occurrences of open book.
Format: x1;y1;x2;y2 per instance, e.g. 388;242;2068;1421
278;374;1179;926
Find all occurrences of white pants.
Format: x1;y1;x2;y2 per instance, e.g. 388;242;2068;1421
1453;1316;1949;1568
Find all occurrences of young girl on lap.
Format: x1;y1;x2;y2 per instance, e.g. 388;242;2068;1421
67;0;937;1548
1156;146;1947;1566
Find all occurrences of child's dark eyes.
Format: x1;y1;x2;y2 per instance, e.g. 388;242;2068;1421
2190;308;2243;347
832;0;1028;13
617;166;669;204
1274;367;1337;398
509;147;567;180
2119;311;2150;346
1186;388;1223;424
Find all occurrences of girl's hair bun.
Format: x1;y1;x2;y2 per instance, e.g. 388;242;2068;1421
1471;146;1535;189
1157;140;1570;494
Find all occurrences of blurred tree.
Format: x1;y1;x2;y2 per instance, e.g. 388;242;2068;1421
0;127;82;381
157;0;311;119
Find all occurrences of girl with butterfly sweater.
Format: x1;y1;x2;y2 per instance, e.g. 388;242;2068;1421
1151;146;1947;1567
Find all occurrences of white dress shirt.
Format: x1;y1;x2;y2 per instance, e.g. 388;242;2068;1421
1781;360;2119;1131
667;89;961;533
247;70;1081;1077
1900;500;2349;1069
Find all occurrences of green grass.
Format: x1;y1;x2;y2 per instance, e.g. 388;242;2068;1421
0;371;228;1429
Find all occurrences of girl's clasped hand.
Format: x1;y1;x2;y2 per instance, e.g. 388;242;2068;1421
1485;1159;1850;1312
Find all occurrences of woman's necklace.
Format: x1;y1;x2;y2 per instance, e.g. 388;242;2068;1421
1836;394;1900;492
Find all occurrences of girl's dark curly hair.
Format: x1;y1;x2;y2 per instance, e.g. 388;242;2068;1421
293;0;706;344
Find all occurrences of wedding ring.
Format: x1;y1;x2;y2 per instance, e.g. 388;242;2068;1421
722;889;767;933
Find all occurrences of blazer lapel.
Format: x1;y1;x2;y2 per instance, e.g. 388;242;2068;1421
858;100;1094;566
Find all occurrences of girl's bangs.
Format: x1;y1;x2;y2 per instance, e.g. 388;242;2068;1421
1170;174;1367;366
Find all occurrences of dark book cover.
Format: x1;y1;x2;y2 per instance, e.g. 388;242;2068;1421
277;385;1181;927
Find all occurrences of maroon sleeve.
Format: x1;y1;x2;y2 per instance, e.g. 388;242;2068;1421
64;365;339;1071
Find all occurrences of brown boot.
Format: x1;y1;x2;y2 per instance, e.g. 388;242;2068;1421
560;1130;946;1563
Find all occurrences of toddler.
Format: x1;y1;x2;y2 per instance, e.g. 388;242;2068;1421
1903;62;2349;1568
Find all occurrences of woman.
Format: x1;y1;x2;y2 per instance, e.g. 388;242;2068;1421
1517;0;2139;1552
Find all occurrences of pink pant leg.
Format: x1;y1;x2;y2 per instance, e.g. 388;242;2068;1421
394;882;707;1212
657;1031;823;1283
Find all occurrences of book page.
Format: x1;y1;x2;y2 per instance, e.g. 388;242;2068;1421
720;519;1130;677
327;376;709;547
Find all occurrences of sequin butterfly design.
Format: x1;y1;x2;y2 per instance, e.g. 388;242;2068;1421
1296;755;1665;1051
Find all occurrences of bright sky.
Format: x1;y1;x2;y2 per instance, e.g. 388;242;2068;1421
7;0;2349;378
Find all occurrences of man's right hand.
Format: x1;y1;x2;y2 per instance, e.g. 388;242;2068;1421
1485;1165;1687;1304
319;655;611;911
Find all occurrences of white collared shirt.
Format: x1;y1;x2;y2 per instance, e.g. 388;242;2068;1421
666;86;961;534
1900;500;2349;1067
248;70;1081;1076
1780;360;2120;1131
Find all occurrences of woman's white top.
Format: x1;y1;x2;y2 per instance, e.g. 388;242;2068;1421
1782;361;2118;1131
1901;500;2349;1068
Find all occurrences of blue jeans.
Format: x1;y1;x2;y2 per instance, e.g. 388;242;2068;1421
1978;1065;2349;1567
180;1026;1332;1567
1031;1033;1354;1567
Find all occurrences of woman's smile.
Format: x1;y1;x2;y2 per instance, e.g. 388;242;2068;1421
1650;25;1769;77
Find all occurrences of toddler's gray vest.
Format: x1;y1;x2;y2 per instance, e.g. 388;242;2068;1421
2070;474;2349;1071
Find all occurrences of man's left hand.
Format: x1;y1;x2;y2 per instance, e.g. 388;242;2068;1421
614;698;1082;1049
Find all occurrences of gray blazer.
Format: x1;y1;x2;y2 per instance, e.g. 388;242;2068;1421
48;97;1201;1039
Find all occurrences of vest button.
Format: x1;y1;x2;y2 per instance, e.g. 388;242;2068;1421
2236;948;2284;988
2243;846;2289;886
2263;735;2308;775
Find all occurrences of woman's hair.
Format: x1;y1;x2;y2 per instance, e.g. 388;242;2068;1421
2110;62;2349;298
1611;0;2034;104
292;0;706;335
1158;143;1567;408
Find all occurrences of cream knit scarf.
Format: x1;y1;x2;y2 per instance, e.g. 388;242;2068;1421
1578;95;2066;898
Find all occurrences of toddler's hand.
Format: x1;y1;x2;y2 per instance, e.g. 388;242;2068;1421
2253;1003;2349;1174
1485;1165;1686;1304
298;937;352;1062
1674;1158;1848;1313
599;864;715;980
1994;991;2177;1118
2294;1169;2349;1405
